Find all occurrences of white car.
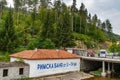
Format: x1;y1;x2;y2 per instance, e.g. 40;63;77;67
98;50;107;58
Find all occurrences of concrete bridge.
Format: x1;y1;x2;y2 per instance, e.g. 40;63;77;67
81;56;120;77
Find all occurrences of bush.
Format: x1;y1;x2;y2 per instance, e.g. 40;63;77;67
109;43;120;53
38;38;55;49
0;52;10;62
27;38;39;49
73;33;97;48
14;46;27;52
27;38;55;49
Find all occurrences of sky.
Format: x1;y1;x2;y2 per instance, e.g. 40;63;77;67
64;0;120;35
7;0;120;35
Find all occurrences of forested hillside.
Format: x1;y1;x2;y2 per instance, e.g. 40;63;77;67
0;0;120;53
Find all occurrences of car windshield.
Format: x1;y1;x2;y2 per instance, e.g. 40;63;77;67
100;51;105;54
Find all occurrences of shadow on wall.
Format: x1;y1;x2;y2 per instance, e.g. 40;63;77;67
80;59;102;72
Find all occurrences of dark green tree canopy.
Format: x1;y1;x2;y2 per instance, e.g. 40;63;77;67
0;9;18;52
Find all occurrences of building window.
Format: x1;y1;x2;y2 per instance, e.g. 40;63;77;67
19;68;24;75
3;69;8;77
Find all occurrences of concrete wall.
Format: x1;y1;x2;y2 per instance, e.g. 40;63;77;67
0;66;29;80
80;59;101;72
11;58;80;78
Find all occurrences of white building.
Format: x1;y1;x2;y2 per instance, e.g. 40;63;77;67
10;49;80;78
0;62;29;80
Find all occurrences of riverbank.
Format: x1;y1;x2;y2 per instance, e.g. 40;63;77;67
33;71;94;80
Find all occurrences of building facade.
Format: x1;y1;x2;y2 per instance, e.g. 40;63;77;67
10;49;80;78
0;62;29;80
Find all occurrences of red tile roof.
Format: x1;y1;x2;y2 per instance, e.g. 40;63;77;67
10;49;80;60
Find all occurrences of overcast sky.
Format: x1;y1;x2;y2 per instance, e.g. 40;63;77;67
7;0;120;35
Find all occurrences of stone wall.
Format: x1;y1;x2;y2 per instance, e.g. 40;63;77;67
0;66;29;80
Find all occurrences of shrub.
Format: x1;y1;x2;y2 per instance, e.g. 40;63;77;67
0;52;10;62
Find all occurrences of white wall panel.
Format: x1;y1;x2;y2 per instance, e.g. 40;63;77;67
11;58;80;78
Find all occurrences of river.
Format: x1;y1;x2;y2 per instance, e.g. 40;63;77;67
84;76;120;80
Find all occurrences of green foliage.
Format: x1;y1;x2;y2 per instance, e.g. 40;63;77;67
0;0;119;54
90;68;102;76
27;38;39;49
15;58;24;62
0;52;10;62
105;32;120;42
109;43;120;53
73;33;97;48
0;19;5;27
14;46;27;52
0;9;19;53
40;9;56;39
55;3;75;48
38;38;55;49
27;38;55;49
94;29;107;42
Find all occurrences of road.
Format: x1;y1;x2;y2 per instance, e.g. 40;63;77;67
81;56;120;63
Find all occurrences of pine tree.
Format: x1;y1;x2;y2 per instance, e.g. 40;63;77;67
106;19;112;33
79;3;88;34
0;9;18;52
56;3;75;48
71;0;78;32
101;22;106;31
0;0;7;19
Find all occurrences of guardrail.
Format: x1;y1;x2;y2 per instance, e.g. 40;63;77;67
79;53;120;59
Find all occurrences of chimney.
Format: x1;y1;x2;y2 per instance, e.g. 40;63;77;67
56;49;59;52
35;48;38;52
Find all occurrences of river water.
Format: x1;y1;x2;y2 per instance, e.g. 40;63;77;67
85;76;120;80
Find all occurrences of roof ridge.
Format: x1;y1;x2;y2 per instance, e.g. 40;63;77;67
39;49;49;58
29;49;45;59
30;50;38;58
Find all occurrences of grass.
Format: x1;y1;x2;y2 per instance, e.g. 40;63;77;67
90;68;102;76
16;78;32;80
